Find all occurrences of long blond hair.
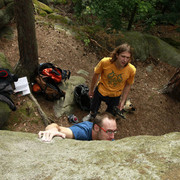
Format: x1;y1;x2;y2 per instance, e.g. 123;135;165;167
110;43;133;63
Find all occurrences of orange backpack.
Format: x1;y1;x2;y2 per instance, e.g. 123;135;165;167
32;63;70;101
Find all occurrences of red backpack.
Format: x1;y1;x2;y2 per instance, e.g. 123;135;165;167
32;63;70;101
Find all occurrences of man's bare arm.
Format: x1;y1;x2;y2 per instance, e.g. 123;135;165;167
89;73;100;98
119;83;131;110
38;123;74;142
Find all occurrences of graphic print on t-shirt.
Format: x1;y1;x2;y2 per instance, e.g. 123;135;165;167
107;70;123;87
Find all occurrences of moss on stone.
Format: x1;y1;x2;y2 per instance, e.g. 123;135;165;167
33;0;53;14
8;113;21;125
53;0;67;5
47;13;71;24
113;31;180;67
0;52;12;70
0;102;11;127
38;9;47;17
161;37;180;49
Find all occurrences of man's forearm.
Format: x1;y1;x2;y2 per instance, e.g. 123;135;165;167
119;84;131;110
90;73;99;92
45;123;60;131
121;84;131;102
45;123;74;139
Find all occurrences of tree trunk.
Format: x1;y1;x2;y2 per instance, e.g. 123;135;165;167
161;68;180;101
127;3;138;31
14;0;38;82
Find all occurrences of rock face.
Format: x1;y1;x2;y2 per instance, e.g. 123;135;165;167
0;1;14;30
0;52;14;127
0;52;11;69
53;74;88;118
116;31;180;67
0;102;11;127
0;130;180;179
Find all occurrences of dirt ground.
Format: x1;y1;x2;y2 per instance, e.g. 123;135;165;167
0;22;180;140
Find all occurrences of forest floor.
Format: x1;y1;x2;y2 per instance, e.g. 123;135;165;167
0;18;180;140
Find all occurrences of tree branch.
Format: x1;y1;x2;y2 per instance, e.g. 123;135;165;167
90;38;110;53
28;93;51;127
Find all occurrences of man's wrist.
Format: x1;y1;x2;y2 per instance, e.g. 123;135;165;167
45;123;60;131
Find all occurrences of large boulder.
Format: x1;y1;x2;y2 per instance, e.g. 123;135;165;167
33;0;53;14
47;13;72;25
38;0;49;5
116;31;180;67
97;31;180;67
0;102;11;127
0;2;14;30
54;74;87;117
0;0;5;8
0;52;11;69
0;130;180;179
0;52;13;127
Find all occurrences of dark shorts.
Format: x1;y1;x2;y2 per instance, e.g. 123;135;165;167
90;86;120;116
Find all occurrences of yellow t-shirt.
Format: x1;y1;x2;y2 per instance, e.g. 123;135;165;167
94;57;136;97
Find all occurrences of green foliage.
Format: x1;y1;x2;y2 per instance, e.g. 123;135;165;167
155;0;180;24
72;0;156;30
92;0;123;29
72;25;102;46
83;38;90;46
72;0;180;31
54;0;67;5
47;13;70;24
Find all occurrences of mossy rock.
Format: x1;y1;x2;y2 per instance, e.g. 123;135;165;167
0;52;12;70
35;18;51;26
0;102;11;128
53;0;67;5
0;2;14;29
47;13;71;24
33;0;53;14
161;37;180;49
114;31;180;67
5;96;42;131
38;0;49;5
38;9;47;17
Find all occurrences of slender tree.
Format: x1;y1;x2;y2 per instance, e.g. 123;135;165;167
14;0;38;81
127;3;138;31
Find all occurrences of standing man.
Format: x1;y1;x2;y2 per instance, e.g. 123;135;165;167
38;112;117;141
83;43;136;121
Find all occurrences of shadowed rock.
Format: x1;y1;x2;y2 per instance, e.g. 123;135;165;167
117;31;180;67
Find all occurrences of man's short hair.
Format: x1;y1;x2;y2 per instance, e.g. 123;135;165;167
92;112;116;129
